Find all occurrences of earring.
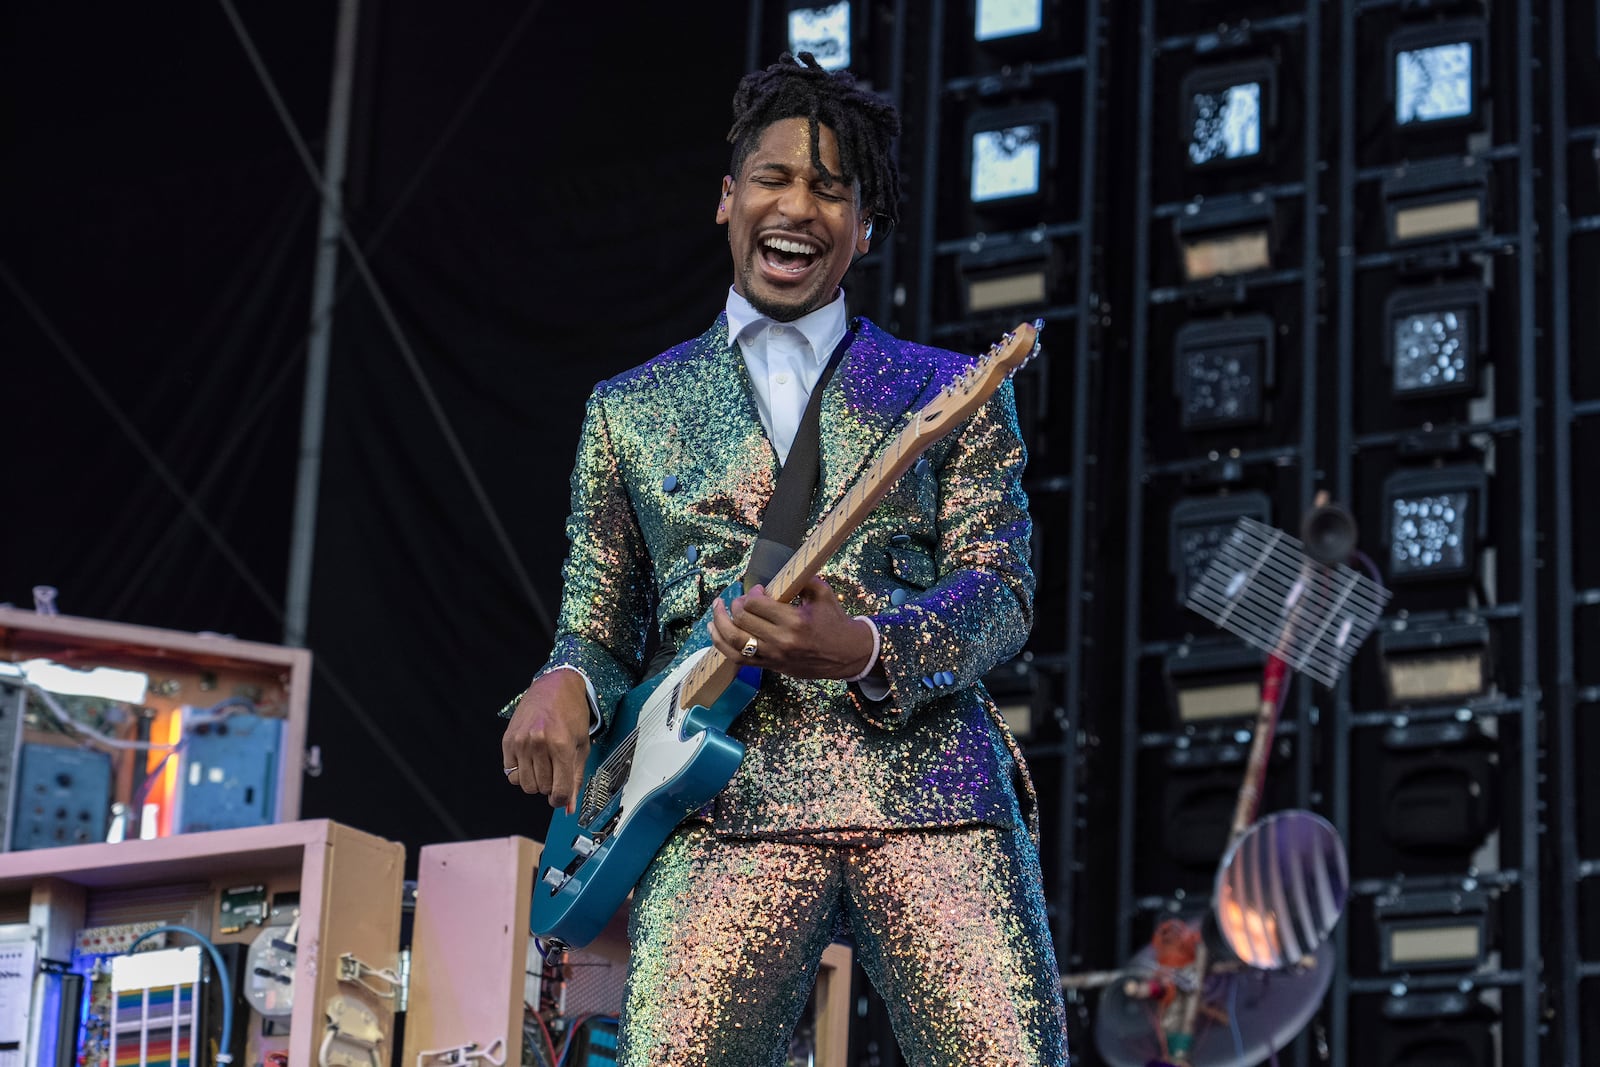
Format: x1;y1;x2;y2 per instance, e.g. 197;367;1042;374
864;220;874;239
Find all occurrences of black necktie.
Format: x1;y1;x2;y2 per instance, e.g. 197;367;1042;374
744;327;855;589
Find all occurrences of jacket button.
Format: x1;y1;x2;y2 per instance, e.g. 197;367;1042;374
937;671;956;687
662;475;679;492
889;533;911;546
913;457;931;477
921;676;936;689
686;545;700;563
890;589;908;607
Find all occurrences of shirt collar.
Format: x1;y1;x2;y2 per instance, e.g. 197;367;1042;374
725;287;849;366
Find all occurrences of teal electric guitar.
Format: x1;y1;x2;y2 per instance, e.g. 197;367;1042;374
530;320;1042;949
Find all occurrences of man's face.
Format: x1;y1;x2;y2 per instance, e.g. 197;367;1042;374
717;117;871;322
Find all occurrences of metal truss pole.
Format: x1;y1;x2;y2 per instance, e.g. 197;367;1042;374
1546;0;1582;1059
1512;1;1542;1061
1114;0;1156;969
1331;3;1356;1062
285;0;363;648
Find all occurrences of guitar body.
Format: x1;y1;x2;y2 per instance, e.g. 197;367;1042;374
530;641;762;948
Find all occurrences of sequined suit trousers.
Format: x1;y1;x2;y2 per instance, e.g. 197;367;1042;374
617;822;1070;1067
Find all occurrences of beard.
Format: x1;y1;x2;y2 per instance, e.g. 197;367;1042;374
734;242;843;323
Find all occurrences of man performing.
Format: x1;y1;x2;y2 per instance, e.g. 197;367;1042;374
502;52;1069;1066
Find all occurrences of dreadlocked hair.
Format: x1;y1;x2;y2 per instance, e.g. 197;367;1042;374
727;52;903;231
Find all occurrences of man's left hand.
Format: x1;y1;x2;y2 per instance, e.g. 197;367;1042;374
710;577;875;680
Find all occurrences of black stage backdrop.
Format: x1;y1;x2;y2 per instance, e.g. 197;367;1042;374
1;2;750;857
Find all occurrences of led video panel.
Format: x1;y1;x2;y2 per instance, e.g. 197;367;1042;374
1182;60;1275;169
788;2;852;71
975;0;1044;42
965;103;1056;211
1389;22;1485;128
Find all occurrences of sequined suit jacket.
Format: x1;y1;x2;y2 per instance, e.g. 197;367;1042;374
534;314;1038;839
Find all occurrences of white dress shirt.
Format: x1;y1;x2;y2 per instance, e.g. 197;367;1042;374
725;287;849;463
724;286;886;696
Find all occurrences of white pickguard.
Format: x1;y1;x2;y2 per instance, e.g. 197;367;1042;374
612;647;717;830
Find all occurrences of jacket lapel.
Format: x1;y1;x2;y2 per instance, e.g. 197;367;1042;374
674;316;780;535
669;315;939;540
812;319;941;523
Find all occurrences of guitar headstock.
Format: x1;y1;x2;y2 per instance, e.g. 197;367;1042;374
912;319;1043;439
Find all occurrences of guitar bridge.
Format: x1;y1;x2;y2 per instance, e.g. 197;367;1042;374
578;737;636;825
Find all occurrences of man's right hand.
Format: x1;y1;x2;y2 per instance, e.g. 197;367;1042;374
502;669;592;813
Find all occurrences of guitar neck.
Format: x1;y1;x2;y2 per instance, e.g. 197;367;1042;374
678;418;923;710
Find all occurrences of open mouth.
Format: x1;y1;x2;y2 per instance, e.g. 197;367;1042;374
759;234;822;278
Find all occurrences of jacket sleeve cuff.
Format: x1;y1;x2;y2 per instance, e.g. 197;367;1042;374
542;665;604;736
843;615;888;698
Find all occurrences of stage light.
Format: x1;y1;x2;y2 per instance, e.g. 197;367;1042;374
1389;21;1485;128
1386;282;1487;399
1165;640;1265;725
1174;314;1275;431
958;237;1055;315
972;128;1041;202
1396;44;1471;123
1175;194;1274;281
1376;719;1498;858
1372;1001;1496;1067
1377;617;1491;706
1169;491;1272;606
1383;156;1488;245
1376;888;1491;973
1181;59;1275;169
1383;465;1487;583
974;0;1043;42
1162;751;1246;869
788;1;853;71
967;106;1054;207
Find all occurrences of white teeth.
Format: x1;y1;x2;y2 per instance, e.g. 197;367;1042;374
763;236;819;255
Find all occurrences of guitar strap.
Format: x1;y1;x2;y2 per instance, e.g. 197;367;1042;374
743;327;855;589
644;327;855;679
